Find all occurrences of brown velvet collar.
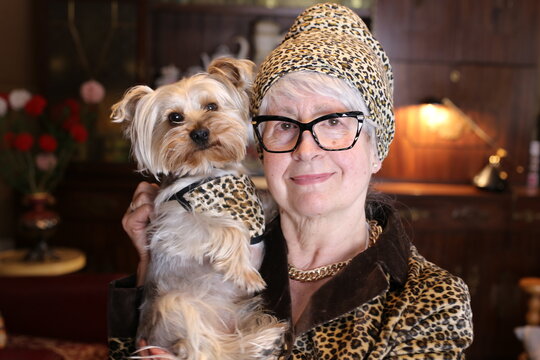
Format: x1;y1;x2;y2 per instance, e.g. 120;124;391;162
259;208;411;349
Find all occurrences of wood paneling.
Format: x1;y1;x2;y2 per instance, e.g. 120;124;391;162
374;0;458;62
375;0;538;185
456;0;539;65
376;0;539;65
379;63;538;183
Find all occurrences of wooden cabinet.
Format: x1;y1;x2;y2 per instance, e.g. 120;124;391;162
146;4;300;83
51;163;144;273
374;182;540;360
32;0;144;99
144;3;370;84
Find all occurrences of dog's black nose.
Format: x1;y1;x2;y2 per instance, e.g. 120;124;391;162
190;128;210;146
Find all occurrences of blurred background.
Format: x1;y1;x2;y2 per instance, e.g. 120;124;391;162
0;1;539;359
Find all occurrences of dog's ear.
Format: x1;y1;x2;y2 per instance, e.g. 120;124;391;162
111;85;153;124
207;58;255;91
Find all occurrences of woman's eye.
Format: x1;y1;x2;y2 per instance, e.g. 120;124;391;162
321;118;347;129
278;122;294;131
205;103;218;111
279;123;292;130
168;112;184;124
328;118;341;126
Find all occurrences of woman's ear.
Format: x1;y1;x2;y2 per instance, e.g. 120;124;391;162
364;131;381;174
371;150;382;174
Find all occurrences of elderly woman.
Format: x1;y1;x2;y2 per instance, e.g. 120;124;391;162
109;3;473;359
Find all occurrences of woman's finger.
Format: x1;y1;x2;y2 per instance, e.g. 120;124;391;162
136;339;149;357
128;181;159;213
137;339;173;359
121;181;159;285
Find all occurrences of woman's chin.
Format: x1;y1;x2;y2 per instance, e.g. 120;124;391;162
288;195;332;218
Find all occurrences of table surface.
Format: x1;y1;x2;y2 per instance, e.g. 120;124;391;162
0;247;86;276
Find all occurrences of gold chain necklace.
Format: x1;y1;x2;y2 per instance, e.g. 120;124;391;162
288;220;383;282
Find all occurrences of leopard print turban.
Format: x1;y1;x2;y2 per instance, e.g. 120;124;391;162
252;3;394;161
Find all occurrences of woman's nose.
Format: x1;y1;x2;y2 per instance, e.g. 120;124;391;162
292;131;323;160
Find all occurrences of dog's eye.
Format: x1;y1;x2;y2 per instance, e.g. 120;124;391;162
205;103;218;111
168;112;184;124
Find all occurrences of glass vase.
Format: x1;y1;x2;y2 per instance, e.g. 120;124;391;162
19;192;61;261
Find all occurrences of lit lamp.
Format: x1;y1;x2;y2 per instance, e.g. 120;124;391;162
417;97;466;141
417;97;509;192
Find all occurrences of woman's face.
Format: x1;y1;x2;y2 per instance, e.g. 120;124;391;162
262;93;380;219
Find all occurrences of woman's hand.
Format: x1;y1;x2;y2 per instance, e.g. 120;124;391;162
122;181;159;286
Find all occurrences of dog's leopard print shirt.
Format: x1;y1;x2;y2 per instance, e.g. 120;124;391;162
170;173;265;243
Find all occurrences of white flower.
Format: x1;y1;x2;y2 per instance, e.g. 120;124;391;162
80;80;105;104
0;97;7;116
8;89;32;110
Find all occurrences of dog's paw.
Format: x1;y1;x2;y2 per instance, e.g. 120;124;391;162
245;321;288;360
235;268;266;293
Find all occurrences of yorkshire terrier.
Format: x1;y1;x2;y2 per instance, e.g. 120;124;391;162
111;58;286;360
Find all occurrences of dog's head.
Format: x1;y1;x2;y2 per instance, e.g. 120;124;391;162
111;58;255;177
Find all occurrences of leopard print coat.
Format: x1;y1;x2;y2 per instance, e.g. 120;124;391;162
283;248;472;359
108;210;473;359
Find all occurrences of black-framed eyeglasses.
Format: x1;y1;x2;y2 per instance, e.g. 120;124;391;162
251;111;371;153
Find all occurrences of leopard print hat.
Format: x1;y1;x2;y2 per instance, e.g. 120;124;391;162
252;3;394;161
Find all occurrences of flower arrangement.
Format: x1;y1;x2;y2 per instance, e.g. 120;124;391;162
0;88;99;195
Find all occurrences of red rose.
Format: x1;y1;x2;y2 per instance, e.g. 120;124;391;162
24;95;47;116
68;112;81;123
63;99;80;116
38;134;58;152
3;132;15;148
62;115;80;131
69;123;88;143
13;132;34;151
52;99;81;121
62;112;81;129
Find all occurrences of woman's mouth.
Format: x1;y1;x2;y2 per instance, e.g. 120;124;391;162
290;173;333;185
